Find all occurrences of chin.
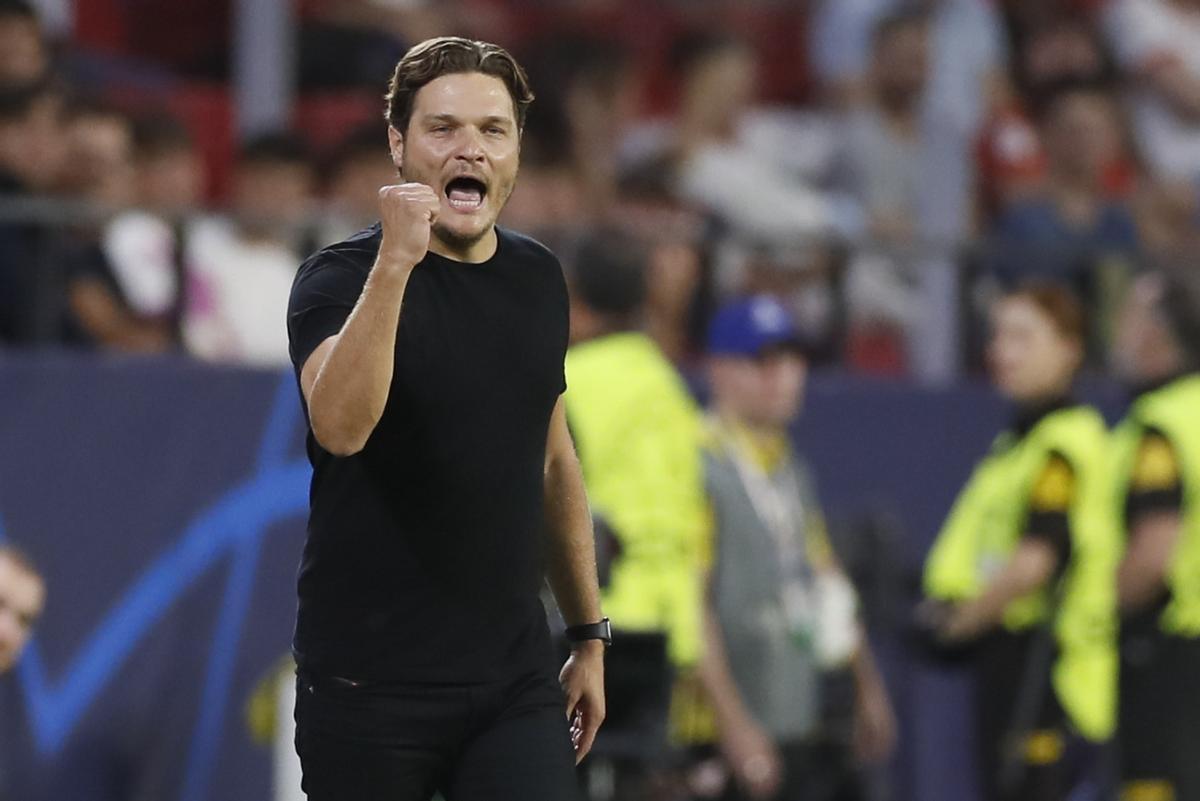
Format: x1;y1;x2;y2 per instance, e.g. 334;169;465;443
435;218;492;248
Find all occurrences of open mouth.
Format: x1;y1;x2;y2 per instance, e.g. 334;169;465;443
445;177;488;213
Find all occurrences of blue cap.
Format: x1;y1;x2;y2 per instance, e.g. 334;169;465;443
706;295;806;357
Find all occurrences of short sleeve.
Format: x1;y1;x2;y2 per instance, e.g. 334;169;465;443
1125;428;1184;524
1024;452;1075;570
286;253;365;377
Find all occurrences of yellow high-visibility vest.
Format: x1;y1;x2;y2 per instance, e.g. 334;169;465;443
565;332;707;666
924;405;1119;740
1112;374;1200;637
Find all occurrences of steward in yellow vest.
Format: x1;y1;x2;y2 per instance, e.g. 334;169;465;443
1110;270;1200;801
563;236;707;670
922;283;1118;801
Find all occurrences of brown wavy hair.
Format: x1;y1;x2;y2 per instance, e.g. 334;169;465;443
384;37;534;135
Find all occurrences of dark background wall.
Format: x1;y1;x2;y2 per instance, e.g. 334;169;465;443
0;355;1127;801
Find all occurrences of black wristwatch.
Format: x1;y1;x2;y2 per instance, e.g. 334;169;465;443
565;617;612;648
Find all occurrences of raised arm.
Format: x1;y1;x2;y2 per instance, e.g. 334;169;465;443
300;183;439;456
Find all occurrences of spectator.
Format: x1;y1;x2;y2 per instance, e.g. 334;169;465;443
184;131;314;367
1106;0;1200;181
622;31;859;245
811;0;1009;138
612;169;711;367
509;35;638;230
0;543;43;676
564;231;708;796
320;124;393;244
0;0;49;84
682;295;896;801
0;77;65;343
96;113;205;345
978;17;1124;217
837;9;972;379
60;101;174;351
56;98;135;206
990;82;1138;306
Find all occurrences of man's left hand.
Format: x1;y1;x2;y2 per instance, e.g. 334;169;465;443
560;640;606;764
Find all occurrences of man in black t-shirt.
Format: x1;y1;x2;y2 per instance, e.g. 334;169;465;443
286;37;607;801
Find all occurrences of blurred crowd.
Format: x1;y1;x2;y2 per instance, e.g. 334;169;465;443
0;0;1197;381
0;0;1190;378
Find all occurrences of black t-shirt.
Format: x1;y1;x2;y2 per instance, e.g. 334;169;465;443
287;224;569;683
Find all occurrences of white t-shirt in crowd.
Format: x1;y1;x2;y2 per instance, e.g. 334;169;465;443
1107;0;1200;179
183;217;297;368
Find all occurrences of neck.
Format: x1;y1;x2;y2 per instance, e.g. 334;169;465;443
428;225;498;264
716;405;785;439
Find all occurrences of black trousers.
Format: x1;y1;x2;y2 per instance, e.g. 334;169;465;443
974;631;1090;801
294;668;583;801
1118;626;1200;800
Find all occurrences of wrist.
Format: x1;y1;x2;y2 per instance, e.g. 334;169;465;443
373;251;417;278
565;617;611;650
570;639;605;658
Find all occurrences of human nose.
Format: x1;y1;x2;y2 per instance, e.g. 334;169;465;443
454;128;485;163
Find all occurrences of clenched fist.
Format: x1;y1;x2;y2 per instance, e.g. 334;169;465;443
377;183;441;271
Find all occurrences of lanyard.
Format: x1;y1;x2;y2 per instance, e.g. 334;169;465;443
710;418;817;644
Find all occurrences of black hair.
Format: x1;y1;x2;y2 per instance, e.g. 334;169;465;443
0;76;53;124
131;113;195;159
0;0;36;22
568;231;646;321
1029;76;1113;126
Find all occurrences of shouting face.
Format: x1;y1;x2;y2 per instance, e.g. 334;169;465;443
389;72;521;257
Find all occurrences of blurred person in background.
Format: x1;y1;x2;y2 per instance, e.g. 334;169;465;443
811;0;1009;135
56;98;135;206
508;35;637;232
623;31;860;247
320;123;394;244
977;17;1123;217
610;169;710;367
1109;269;1200;800
680;295;896;801
990;81;1138;316
60;100;175;351
564;231;707;794
1106;0;1200;183
0;544;43;801
921;282;1118;801
836;8;973;379
95;114;204;348
0;76;65;344
185;131;315;366
0;0;49;84
0;544;42;676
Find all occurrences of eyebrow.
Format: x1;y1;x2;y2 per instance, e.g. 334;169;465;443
422;114;513;128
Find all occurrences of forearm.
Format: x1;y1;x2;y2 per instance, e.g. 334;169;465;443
949;541;1055;639
307;259;410;455
544;448;602;626
1118;513;1180;610
697;601;755;729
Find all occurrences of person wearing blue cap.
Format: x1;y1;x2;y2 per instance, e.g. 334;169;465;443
676;294;896;801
